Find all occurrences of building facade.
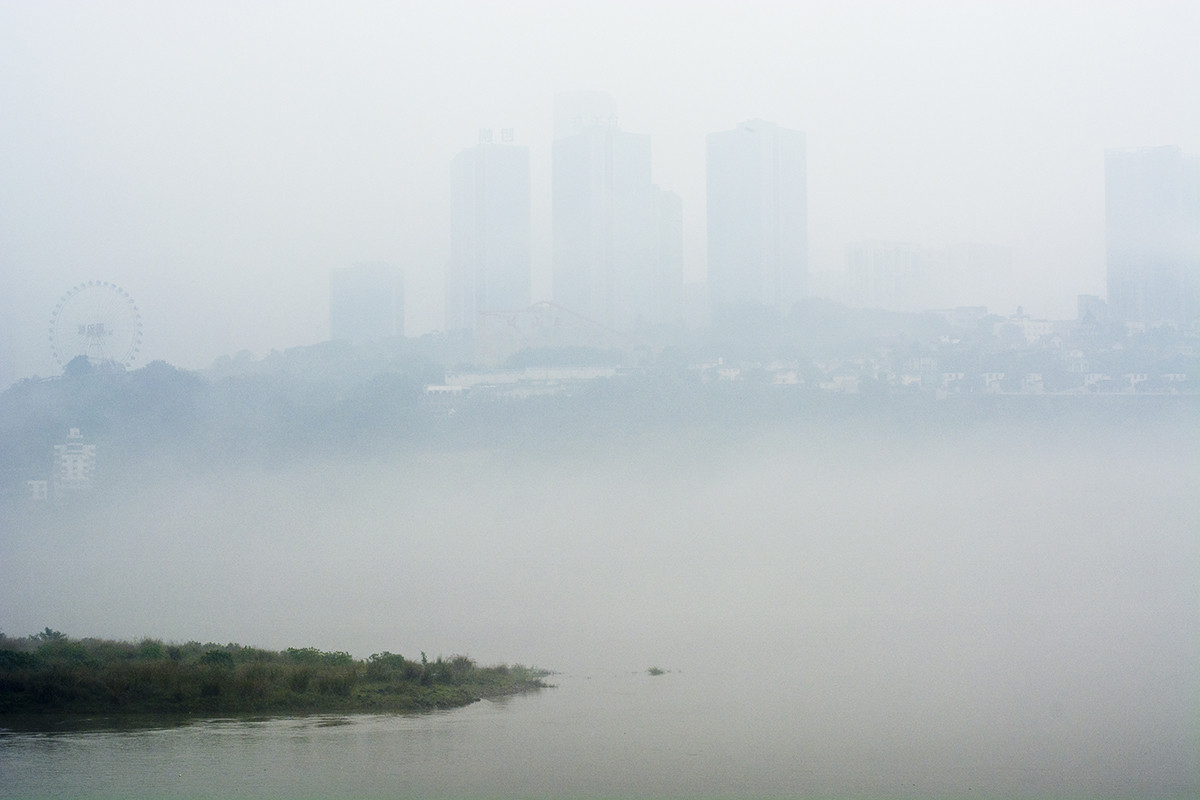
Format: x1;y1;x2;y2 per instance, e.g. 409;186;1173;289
1106;145;1200;324
54;427;95;494
707;119;807;315
447;131;532;331
844;240;923;312
552;92;681;330
649;186;685;325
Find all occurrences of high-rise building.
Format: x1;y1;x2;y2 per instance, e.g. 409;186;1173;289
1106;145;1200;323
649;186;684;325
845;240;923;312
447;130;532;331
552;92;681;330
707;119;807;315
330;263;402;344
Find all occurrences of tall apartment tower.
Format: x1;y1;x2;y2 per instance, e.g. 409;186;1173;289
552;92;681;329
650;186;685;325
1105;145;1200;323
845;240;924;312
707;119;807;315
447;130;532;331
330;263;402;344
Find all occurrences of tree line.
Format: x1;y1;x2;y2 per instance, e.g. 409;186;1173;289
0;629;548;716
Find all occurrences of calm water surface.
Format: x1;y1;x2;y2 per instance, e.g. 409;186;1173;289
3;658;1197;799
3;416;1197;798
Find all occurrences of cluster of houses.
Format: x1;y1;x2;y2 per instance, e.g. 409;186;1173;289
698;358;1192;396
425;310;1197;402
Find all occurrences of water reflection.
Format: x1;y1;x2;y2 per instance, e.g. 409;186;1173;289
0;713;197;735
2;668;1196;799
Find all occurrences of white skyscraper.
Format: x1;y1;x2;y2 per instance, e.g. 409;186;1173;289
447;131;532;331
649;186;685;325
552;92;680;330
1106;145;1200;323
845;240;923;312
707;119;807;315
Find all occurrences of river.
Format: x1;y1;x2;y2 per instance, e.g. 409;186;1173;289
3;658;1197;798
2;409;1197;797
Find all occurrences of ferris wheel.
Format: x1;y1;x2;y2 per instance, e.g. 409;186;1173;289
49;281;143;370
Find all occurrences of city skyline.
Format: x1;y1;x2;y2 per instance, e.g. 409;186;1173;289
2;2;1197;385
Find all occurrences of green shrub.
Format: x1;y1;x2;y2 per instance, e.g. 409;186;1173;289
235;664;272;700
321;650;353;667
316;669;356;697
286;647;351;667
36;639;93;666
288;667;313;693
198;650;234;668
138;639;165;660
0;632;549;715
0;649;40;670
365;651;422;681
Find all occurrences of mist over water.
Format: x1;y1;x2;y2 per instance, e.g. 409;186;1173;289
2;2;1197;796
4;410;1197;796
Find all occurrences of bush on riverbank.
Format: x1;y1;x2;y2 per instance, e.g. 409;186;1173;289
0;631;549;716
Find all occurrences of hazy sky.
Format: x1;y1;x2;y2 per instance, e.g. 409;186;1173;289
2;0;1198;385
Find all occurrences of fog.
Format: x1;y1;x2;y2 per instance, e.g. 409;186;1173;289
2;4;1198;793
3;1;1200;386
3;393;1197;792
6;413;1196;687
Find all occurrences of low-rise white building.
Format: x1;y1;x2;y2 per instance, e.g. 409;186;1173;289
53;427;95;494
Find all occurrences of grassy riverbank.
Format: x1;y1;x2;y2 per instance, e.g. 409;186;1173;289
0;631;550;716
